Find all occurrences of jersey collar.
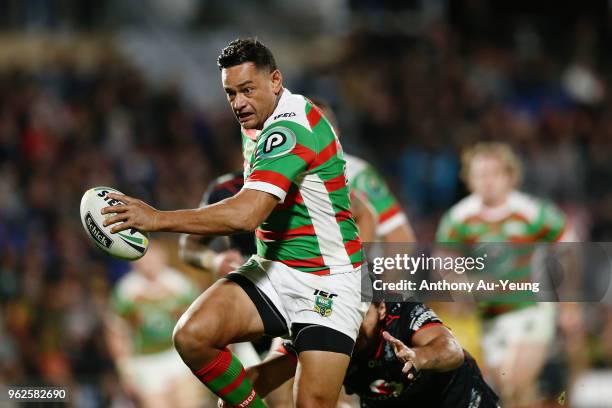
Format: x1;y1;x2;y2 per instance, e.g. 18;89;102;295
242;128;259;141
261;87;292;132
477;191;516;221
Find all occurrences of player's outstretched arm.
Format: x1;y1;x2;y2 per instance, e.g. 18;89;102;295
383;325;464;379
101;188;278;235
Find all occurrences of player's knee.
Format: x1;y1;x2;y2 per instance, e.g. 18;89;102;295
172;317;197;358
173;312;217;359
295;391;337;408
295;384;338;408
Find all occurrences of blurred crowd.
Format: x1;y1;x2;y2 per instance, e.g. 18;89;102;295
0;45;231;404
0;1;611;407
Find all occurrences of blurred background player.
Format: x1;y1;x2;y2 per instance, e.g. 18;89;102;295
107;241;203;408
436;142;575;407
224;300;500;408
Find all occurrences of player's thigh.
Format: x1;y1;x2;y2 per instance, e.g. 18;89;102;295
293;350;350;408
175;278;265;347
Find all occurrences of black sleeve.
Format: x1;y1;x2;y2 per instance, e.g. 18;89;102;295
200;172;244;207
200;183;231;207
401;302;443;342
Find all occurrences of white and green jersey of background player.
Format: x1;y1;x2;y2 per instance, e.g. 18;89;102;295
241;89;364;275
344;153;408;238
112;269;198;354
436;191;571;315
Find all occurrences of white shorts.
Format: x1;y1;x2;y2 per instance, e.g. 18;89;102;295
481;302;557;367
226;255;369;345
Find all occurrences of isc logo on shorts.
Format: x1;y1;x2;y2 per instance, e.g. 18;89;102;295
313;289;337;317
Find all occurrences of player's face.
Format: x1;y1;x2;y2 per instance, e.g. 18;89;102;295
222;62;282;130
468;154;514;206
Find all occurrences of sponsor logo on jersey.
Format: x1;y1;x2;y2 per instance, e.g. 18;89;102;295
313;289;337;317
85;212;113;248
410;307;439;331
273;112;296;120
257;126;296;159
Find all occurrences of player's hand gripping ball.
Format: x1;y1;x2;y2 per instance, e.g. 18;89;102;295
80;186;149;260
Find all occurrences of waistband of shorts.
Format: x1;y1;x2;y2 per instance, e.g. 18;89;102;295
250;255;362;276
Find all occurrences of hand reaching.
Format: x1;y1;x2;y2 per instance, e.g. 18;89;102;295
382;331;419;380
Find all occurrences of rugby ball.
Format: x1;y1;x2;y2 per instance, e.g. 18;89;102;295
80;186;149;260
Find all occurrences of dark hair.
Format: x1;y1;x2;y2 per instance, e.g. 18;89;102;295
217;38;277;72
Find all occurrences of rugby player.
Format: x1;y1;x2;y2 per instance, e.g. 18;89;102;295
179;96;415;275
101;38;367;408
177;170;375;381
436;142;574;406
179;98;415;406
221;300;500;408
179;98;414;278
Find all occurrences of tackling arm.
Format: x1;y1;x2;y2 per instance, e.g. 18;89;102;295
247;350;298;398
383;324;464;379
178;233;244;277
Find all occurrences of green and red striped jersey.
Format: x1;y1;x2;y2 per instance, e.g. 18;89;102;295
436;191;568;244
344;153;407;238
242;89;363;274
436;190;572;315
